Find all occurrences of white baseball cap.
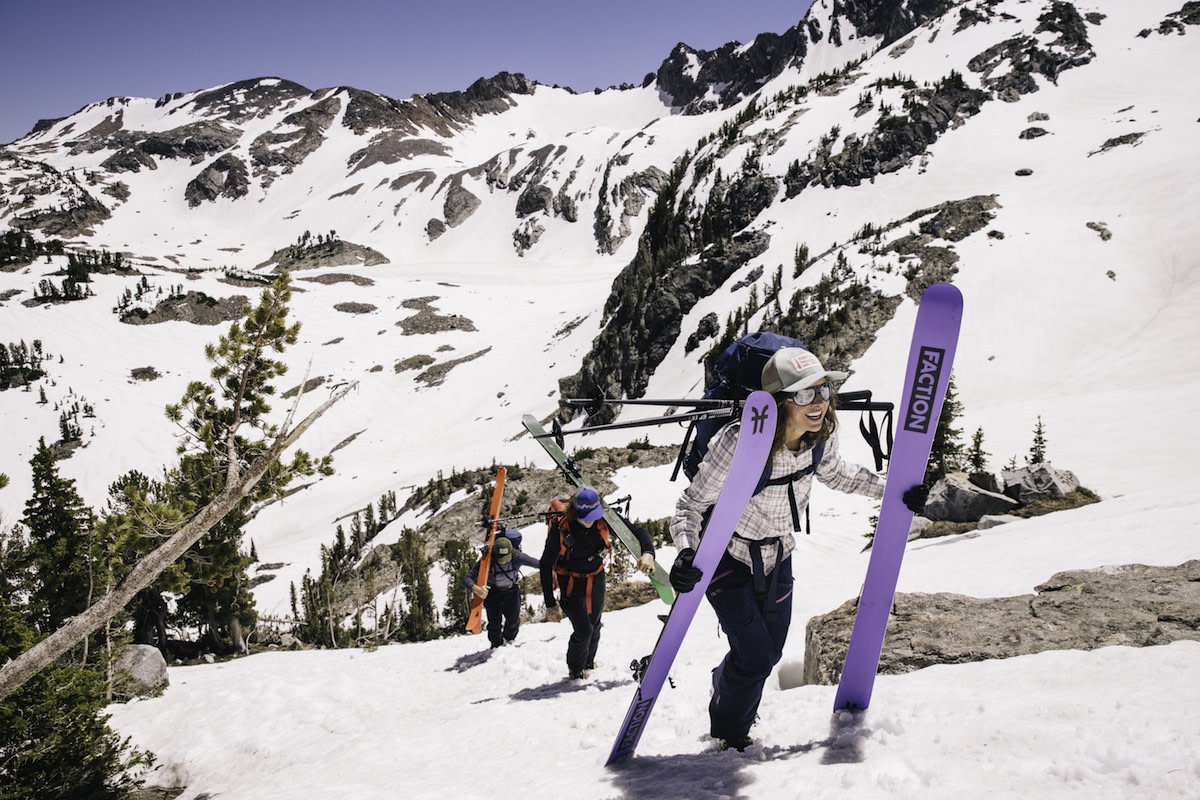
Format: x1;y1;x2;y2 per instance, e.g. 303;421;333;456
760;348;848;393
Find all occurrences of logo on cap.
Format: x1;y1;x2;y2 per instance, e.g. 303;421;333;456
790;351;821;373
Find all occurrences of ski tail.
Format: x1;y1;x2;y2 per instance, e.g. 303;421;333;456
833;283;963;711
465;467;507;635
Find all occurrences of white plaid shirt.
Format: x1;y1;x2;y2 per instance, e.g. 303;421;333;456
671;421;885;575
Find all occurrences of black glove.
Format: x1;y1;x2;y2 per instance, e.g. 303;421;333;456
669;548;703;593
902;484;930;514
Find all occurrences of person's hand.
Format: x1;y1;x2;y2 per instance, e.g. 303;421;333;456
637;552;656;576
669;548;702;593
545;605;563;622
471;585;489;599
902;484;930;514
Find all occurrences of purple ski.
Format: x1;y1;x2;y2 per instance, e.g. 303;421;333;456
834;282;963;711
606;391;777;766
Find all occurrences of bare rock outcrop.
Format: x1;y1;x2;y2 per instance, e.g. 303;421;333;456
803;561;1200;686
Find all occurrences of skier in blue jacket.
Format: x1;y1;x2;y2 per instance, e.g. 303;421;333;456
463;534;540;648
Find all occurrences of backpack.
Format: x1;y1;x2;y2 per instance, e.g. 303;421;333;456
499;525;523;551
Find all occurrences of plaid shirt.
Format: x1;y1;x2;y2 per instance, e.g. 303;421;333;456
671;421;885;575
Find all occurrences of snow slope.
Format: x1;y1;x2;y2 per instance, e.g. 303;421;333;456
1;0;1198;795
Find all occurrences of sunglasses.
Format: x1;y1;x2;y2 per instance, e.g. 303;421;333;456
787;382;834;406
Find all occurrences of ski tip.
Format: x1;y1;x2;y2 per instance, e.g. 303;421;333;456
922;281;963;305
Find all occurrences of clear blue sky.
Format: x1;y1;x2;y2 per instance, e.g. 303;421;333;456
0;0;816;144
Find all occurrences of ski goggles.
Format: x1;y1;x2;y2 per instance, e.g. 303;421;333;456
787;382;834;406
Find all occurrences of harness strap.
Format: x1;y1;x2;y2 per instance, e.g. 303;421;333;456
733;534;785;618
754;441;824;535
554;564;604;614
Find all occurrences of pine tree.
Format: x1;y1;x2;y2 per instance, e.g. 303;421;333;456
926;374;965;481
2;497;152;799
439;538;477;632
1028;416;1048;465
967;427;989;473
21;440;97;646
395;528;436;641
162;272;330;654
94;471;188;652
1;273;356;701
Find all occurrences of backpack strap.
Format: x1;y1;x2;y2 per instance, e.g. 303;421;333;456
752;443;824;534
858;405;892;471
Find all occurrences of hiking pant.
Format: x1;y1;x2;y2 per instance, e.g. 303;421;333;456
559;571;606;673
484;587;522;648
705;551;794;741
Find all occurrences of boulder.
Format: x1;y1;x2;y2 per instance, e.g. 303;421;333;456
1002;462;1080;503
111;644;169;700
924;471;1019;522
801;560;1200;686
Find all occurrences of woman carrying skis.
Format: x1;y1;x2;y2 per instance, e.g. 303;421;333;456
541;486;656;680
462;533;540;649
668;348;927;751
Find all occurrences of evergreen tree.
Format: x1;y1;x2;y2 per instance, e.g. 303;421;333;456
0;274;355;702
1028;416;1048;465
94;471;188;653
439;538;477;632
21;440;97;648
2;504;153;799
395;528;436;641
926;374;965;481
967;427;990;474
162;272;329;654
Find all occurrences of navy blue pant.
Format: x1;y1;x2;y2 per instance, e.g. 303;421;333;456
705;552;794;740
558;571;605;673
483;587;522;648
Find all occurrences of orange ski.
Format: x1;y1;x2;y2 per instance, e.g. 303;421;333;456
465;467;507;634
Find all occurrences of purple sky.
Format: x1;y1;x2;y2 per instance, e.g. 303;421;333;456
0;0;816;144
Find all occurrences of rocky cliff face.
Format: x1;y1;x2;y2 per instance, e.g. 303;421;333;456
652;25;812;114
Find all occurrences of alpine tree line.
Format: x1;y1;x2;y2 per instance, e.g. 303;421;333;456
0;272;345;798
290;466;522;648
0;228;64;267
0;339;46;389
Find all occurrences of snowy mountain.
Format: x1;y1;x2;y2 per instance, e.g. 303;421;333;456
2;0;1199;794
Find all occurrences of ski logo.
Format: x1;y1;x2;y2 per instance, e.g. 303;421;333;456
749;401;771;435
616;693;654;751
903;346;947;434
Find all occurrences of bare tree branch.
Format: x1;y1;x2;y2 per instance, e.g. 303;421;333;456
0;381;357;701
